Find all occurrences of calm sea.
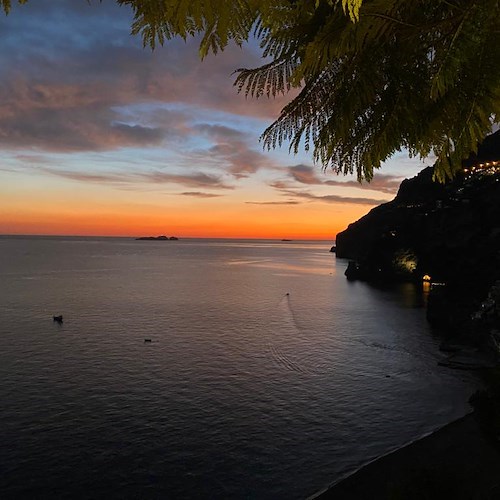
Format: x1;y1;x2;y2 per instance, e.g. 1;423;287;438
0;236;477;499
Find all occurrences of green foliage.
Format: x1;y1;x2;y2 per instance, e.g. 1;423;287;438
0;0;28;14
392;248;418;276
244;0;500;182
120;0;257;56
3;0;499;182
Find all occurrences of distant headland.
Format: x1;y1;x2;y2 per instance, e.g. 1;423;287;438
135;235;179;241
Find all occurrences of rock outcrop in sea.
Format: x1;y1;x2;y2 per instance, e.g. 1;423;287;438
336;131;500;344
135;235;179;241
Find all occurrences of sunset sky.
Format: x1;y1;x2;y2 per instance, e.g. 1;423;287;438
0;0;434;240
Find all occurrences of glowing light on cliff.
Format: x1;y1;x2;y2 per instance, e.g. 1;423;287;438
393;249;418;274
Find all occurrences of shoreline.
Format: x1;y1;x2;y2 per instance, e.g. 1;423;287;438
306;415;471;499
310;412;500;499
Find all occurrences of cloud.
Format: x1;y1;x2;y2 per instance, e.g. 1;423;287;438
285;164;403;193
323;174;403;194
140;171;232;189
245;200;301;205
14;153;52;164
194;123;274;178
111;123;164;143
193;124;246;140
279;189;389;205
38;167;232;190
217;144;269;178
0;1;295;156
39;167;128;184
269;181;290;190
178;191;224;198
0;81;167;151
288;164;320;185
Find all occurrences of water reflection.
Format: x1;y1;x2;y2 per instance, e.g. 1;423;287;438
397;282;427;308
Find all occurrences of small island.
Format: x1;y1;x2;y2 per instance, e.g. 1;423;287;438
135;235;179;241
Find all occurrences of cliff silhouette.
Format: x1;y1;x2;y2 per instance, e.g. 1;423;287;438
336;131;500;337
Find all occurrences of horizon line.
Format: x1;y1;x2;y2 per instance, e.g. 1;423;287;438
0;233;334;242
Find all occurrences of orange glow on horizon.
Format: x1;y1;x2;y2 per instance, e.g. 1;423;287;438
0;176;378;240
0;203;365;240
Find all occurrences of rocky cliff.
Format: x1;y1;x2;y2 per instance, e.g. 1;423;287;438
336;131;500;337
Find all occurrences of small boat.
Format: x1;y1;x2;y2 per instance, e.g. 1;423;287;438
53;315;63;324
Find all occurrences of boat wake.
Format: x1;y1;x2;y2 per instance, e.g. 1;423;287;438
267;293;317;375
269;344;310;374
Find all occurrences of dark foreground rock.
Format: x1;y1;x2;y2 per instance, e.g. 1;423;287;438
335;132;500;337
336;166;500;289
312;413;500;500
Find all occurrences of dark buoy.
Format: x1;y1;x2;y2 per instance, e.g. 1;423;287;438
53;315;63;324
286;293;290;296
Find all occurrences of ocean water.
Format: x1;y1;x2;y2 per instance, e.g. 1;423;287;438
0;236;478;499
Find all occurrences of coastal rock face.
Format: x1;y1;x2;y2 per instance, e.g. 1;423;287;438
336;132;500;334
337;166;500;284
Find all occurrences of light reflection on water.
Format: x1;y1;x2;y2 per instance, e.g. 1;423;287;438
0;237;477;499
228;259;333;276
